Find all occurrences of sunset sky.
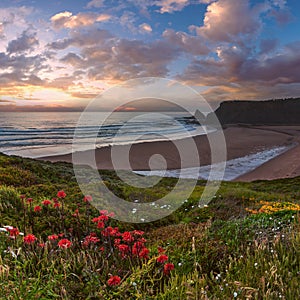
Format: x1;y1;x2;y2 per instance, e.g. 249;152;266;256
0;0;299;111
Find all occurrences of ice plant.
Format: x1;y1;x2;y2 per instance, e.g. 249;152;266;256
58;239;72;249
107;275;121;286
24;234;36;244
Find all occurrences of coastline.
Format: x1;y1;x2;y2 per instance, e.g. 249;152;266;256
38;125;300;181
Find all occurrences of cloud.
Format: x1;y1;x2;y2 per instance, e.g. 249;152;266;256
139;23;152;34
48;28;112;50
163;29;209;55
87;0;105;8
7;30;39;54
155;0;190;13
259;39;278;55
195;0;269;43
178;40;300;101
50;11;111;29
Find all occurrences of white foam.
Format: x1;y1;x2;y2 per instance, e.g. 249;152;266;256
134;145;292;181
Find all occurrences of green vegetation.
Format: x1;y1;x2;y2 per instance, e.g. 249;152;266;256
0;153;299;299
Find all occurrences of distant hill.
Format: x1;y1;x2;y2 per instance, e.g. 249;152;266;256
206;98;300;125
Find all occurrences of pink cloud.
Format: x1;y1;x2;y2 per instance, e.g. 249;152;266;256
50;11;111;29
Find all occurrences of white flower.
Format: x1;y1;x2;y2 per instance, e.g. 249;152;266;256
254;263;258;267
233;292;238;297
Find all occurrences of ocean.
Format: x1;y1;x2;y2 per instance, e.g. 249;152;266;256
0;111;206;158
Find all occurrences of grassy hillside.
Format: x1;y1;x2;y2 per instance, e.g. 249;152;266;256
0;153;299;299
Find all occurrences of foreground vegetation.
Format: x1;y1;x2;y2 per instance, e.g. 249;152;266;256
0;153;299;299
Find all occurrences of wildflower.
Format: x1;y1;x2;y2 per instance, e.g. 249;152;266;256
107;275;121;286
118;244;130;254
157;254;168;263
54;202;60;208
7;227;20;237
34;205;41;212
39;243;45;248
83;195;92;202
100;210;108;215
48;234;58;241
97;221;105;229
158;246;166;253
132;230;144;236
58;239;72;249
26;198;33;204
163;263;174;275
72;209;79;217
122;232;134;243
42;199;52;206
20;195;26;200
114;239;121;246
139;247;149;259
24;234;36;244
57;190;66;198
132;241;144;256
233;292;238;298
99;215;109;222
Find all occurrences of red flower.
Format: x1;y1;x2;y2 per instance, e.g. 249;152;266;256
133;230;144;236
7;227;20;237
97;221;105;229
54;202;60;208
72;209;79;217
58;239;72;249
139;247;149;259
42;199;52;206
118;244;130;253
57;190;66;198
132;241;144;256
24;234;36;244
20;194;26;200
34;205;41;212
157;254;168;263
26;198;33;204
158;246;165;253
39;243;45;248
48;234;58;241
83;195;92;202
114;238;121;246
99;215;109;222
100;210;108;215
107;275;121;286
122;231;134;243
163;263;174;275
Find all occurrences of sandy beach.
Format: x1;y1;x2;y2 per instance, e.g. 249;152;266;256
39;125;300;181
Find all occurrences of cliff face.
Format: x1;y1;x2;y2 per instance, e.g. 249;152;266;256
206;98;300;125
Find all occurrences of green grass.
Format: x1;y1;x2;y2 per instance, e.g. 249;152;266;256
0;152;299;299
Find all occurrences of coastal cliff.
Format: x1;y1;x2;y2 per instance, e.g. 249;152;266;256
206;98;300;125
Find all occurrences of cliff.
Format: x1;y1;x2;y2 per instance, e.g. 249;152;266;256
206;98;300;125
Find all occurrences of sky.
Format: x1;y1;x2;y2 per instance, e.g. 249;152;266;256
0;0;299;111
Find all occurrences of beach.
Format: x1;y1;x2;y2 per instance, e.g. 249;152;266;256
39;125;300;181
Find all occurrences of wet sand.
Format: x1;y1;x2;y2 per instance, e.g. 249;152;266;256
39;126;299;178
